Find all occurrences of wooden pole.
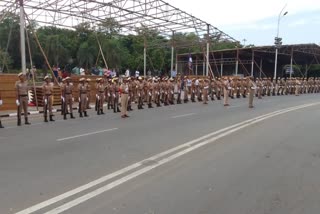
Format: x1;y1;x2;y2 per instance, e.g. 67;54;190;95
24;11;58;85
95;33;108;70
25;26;39;110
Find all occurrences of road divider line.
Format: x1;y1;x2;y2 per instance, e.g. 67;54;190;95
56;128;118;142
43;102;320;214
172;113;197;118
15;102;320;214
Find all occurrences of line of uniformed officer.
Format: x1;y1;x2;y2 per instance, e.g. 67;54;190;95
6;73;320;127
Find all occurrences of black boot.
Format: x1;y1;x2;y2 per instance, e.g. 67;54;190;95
100;110;105;115
64;114;67;120
50;115;55;122
70;113;75;119
25;118;31;125
17;118;21;126
117;107;121;112
79;112;83;118
107;104;110;110
148;103;153;108
97;109;101;115
0;121;4;128
44;116;48;122
84;111;88;117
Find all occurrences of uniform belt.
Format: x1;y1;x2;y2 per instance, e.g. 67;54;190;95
99;91;104;93
19;95;28;97
65;93;71;95
80;93;87;94
122;92;128;94
45;94;52;96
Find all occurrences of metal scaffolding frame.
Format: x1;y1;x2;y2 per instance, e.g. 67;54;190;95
0;0;238;76
0;1;238;40
177;44;320;78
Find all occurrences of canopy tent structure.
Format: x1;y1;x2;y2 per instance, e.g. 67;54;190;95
0;0;239;77
177;44;320;78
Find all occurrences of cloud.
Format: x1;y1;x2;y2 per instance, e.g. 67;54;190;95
173;0;320;26
223;23;276;31
288;19;306;27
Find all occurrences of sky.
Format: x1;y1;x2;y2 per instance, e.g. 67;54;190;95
172;0;320;46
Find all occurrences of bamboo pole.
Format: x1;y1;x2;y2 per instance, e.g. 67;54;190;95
24;11;59;85
25;26;39;110
95;33;108;70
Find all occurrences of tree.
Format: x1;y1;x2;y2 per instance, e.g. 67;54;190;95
0;49;12;72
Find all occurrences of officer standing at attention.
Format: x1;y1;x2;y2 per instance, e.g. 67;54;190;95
248;77;257;108
42;76;55;122
85;78;92;109
96;78;106;115
0;91;4;128
60;78;66;115
223;77;230;106
78;78;89;117
202;79;209;104
120;77;130;118
127;77;134;111
63;77;75;120
15;73;31;126
113;77;121;113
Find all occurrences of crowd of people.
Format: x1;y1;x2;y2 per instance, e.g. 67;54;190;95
1;73;320;129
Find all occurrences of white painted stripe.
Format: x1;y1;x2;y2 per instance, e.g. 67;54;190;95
9;113;17;117
56;128;118;142
43;102;320;214
29;111;40;115
171;113;196;118
228;105;241;108
15;102;320;214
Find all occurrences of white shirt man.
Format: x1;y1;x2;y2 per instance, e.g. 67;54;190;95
125;69;130;77
195;79;199;86
135;70;140;77
80;67;85;75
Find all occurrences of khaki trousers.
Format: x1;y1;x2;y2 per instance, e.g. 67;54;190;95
80;94;87;113
223;88;229;105
249;89;254;107
18;96;28;120
65;94;73;114
44;95;53;116
121;94;128;116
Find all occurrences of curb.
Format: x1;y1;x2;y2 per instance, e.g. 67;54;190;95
0;108;76;118
0;104;108;118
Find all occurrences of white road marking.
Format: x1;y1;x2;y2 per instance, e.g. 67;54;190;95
43;102;320;214
171;113;196;118
15;102;320;214
56;128;118;142
228;105;241;108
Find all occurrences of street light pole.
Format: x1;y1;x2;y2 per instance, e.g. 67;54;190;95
274;6;288;80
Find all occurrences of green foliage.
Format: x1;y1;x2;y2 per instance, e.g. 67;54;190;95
0;14;239;74
0;49;12;71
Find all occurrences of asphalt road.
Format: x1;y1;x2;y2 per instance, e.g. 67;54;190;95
1;94;320;214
